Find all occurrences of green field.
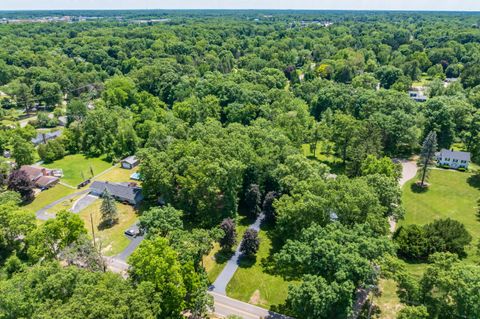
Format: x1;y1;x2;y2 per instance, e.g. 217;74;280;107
23;184;75;213
226;225;291;309
44;154;113;187
378;168;480;317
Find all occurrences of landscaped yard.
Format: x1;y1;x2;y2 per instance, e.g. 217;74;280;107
92;165;140;184
79;199;138;256
23;184;75;213
377;168;480;318
226;225;291;309
43;154;113;187
301;141;344;174
203;215;253;283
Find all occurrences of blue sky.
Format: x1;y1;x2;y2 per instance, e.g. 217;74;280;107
2;0;480;11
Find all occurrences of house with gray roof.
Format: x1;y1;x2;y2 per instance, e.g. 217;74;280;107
31;130;62;146
436;149;471;170
90;181;143;205
121;155;139;169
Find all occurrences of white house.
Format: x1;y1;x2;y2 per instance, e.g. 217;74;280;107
436;149;471;170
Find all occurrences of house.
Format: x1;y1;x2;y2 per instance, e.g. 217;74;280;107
436;149;471;170
121;156;139;169
408;91;427;102
58;116;68;127
31;130;62;146
19;165;59;189
89;181;143;205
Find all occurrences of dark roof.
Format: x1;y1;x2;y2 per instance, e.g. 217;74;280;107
121;155;139;165
36;176;58;187
90;181;142;203
31;130;62;145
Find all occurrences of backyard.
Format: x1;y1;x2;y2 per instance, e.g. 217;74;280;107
376;168;480;318
79;199;138;256
43;154;113;187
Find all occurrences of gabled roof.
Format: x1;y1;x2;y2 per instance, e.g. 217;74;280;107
35;176;58;187
438;149;471;161
20;165;44;181
121;155;139;165
90;181;142;203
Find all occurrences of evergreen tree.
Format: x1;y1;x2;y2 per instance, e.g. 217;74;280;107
100;190;118;227
418;131;437;187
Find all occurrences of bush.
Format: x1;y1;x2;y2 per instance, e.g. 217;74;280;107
37;139;65;163
395;219;472;260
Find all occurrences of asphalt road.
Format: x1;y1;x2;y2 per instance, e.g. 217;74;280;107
35;189;89;220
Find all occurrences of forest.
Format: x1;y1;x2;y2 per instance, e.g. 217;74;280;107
0;10;480;319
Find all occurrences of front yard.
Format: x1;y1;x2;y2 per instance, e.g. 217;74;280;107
79;199;138;256
23;184;75;213
43;154;113;187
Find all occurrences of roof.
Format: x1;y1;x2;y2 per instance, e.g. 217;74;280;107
20;165;44;181
35;176;59;187
31;130;62;145
90;181;142;203
437;149;471;161
121;155;139;165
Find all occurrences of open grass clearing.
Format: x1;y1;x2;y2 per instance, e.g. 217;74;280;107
226;223;291;310
79;199;138;257
43;154;113;187
92;165;140;184
22;184;75;213
301;141;345;174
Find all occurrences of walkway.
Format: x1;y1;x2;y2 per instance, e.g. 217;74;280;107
35;189;89;220
211;213;264;294
389;159;418;232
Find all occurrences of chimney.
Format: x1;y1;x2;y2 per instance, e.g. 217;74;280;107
41;168;47;176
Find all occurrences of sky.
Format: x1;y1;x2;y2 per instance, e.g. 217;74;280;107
1;0;480;12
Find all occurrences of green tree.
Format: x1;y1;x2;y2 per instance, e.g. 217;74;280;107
139;205;183;237
12;138;35;167
397;306;429;319
244;184;262;218
100;190;118;227
418;131;437;187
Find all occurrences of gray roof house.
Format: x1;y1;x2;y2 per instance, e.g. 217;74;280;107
31;130;62;146
90;181;143;205
436;149;471;170
121;155;140;169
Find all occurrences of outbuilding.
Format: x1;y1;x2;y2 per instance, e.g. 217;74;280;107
121;156;139;170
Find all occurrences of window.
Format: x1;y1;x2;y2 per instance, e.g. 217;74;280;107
461;160;466;163
453;159;458;162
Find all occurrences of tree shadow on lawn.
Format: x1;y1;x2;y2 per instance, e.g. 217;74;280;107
214;249;235;265
410;182;429;194
238;254;257;269
467;173;480;190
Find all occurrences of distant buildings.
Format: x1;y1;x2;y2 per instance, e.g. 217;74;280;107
31;130;62;146
436;149;471;170
408;90;427;102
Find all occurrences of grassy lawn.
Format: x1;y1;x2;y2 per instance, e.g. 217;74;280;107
301;142;344;174
92;165;140;184
378;168;480;317
376;279;404;319
79;199;138;257
203;215;253;283
44;154;113;187
401;169;480;259
226;224;291;309
23;184;75;213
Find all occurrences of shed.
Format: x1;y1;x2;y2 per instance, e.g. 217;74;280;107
121;156;139;169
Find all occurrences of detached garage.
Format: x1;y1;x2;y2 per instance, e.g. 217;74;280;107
121;156;139;170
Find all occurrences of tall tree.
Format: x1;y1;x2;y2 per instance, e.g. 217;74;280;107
7;170;34;202
418;131;438;187
244;184;262;218
240;229;260;257
12;138;35;167
100;190;118;227
219;218;237;251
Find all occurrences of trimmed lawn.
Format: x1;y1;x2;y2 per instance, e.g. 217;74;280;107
44;154;113;187
204;215;253;283
378;168;480;318
226;225;291;309
401;169;480;260
92;165;140;184
23;184;75;213
79;199;138;257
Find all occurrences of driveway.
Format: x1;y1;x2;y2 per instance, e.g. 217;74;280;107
71;194;98;213
389;159;418;232
211;213;264;295
35;189;89;220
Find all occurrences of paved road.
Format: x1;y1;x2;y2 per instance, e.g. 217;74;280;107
210;292;292;319
389;159;418;232
35;189;89;220
211;213;264;294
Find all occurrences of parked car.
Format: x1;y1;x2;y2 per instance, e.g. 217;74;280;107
124;228;139;237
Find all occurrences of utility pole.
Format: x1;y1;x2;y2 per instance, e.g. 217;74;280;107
90;212;96;248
